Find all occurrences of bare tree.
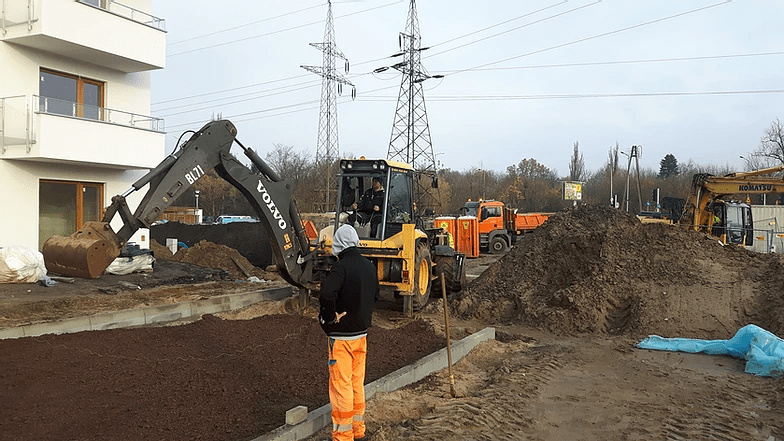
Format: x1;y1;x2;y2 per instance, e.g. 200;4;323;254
569;141;585;182
754;118;784;165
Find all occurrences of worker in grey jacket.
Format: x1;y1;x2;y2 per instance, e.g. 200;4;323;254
319;224;379;441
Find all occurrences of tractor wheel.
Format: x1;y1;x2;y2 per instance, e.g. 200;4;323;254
411;242;433;311
489;236;508;254
453;257;467;292
432;255;455;296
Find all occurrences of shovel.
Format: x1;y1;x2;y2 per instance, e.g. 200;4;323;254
440;272;456;398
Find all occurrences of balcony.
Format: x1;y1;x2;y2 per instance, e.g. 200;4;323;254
1;0;166;73
1;94;165;169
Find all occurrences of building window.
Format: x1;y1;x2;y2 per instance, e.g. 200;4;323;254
38;180;104;250
39;69;104;120
81;0;108;7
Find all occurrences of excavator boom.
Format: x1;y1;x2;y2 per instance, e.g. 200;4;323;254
42;120;315;287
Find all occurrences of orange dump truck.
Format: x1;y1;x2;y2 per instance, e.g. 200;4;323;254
461;200;550;254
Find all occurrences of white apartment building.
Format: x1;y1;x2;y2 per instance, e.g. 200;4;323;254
0;0;165;251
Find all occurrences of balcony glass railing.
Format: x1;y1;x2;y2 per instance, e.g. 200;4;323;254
76;0;166;31
35;95;164;132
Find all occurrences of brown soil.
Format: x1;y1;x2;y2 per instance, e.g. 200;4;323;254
2;205;784;441
0;313;444;441
454;203;784;339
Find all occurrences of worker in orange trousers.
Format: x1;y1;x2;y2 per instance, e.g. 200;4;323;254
319;224;379;441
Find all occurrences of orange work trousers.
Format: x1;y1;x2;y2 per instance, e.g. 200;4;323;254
328;336;367;441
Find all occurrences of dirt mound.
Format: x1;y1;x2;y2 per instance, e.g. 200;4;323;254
170;240;280;281
454;203;784;339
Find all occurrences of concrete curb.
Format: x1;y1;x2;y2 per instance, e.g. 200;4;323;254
0;285;294;340
254;326;496;441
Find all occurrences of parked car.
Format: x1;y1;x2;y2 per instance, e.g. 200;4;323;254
214;215;259;224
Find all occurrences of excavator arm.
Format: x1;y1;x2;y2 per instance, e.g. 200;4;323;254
680;165;784;232
42;120;316;288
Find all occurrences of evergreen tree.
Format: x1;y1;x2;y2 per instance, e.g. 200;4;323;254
658;154;679;178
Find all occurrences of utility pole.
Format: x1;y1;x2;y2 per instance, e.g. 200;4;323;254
380;0;443;215
622;145;643;213
301;0;355;213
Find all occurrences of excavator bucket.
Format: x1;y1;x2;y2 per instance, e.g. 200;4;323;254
41;222;123;279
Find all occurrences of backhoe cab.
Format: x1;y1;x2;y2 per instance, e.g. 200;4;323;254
323;158;465;315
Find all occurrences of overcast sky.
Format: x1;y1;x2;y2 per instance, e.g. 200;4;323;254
150;0;784;177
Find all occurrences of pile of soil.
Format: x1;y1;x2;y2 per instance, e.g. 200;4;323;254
454;203;784;339
157;239;280;282
0;314;444;441
151;221;273;268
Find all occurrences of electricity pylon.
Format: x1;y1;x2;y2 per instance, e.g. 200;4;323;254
301;0;355;213
622;145;643;213
384;0;443;215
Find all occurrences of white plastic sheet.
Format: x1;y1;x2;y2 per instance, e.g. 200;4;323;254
106;254;155;276
0;246;48;283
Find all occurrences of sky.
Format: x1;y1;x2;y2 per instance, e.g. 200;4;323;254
150;0;784;178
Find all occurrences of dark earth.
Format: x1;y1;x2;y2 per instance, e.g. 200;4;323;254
0;315;443;441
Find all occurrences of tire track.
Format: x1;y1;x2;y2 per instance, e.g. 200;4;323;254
659;374;780;441
410;344;568;441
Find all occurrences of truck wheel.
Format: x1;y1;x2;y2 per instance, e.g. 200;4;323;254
432;255;455;295
411;242;432;311
489;236;507;254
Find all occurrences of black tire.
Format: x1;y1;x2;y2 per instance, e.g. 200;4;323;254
411;242;433;311
432;255;455;296
453;256;467;292
489;236;507;254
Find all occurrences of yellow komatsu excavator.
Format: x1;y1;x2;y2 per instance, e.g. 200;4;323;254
676;165;784;245
41;120;465;315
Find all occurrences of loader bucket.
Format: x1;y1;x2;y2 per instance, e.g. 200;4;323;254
41;222;123;279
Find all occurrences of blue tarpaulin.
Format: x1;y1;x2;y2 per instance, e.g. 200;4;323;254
637;324;784;377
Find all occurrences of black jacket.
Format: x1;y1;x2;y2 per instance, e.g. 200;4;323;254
357;188;384;215
319;247;380;337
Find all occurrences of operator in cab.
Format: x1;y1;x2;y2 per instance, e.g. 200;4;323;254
353;177;385;237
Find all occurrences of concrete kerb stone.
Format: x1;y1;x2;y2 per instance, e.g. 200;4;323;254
254;326;496;441
0;285;295;340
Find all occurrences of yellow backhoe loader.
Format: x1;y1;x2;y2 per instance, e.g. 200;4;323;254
41;120;464;315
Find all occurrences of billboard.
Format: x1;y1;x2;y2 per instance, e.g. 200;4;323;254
563;181;582;201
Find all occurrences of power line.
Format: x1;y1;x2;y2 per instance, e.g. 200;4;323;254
425;0;601;60
151;74;314;106
447;0;733;75
156;80;321;116
167;0;403;58
435;51;784;74
166;3;324;47
357;89;784;102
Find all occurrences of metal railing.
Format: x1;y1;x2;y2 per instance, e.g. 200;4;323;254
1;0;36;35
0;95;34;153
34;95;164;132
76;0;165;31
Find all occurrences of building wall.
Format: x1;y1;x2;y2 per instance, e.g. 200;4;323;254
0;160;148;249
0;0;165;251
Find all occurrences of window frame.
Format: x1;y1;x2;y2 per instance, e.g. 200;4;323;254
39;68;105;119
40;179;105;228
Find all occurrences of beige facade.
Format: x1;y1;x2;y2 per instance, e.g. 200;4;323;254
1;0;166;250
